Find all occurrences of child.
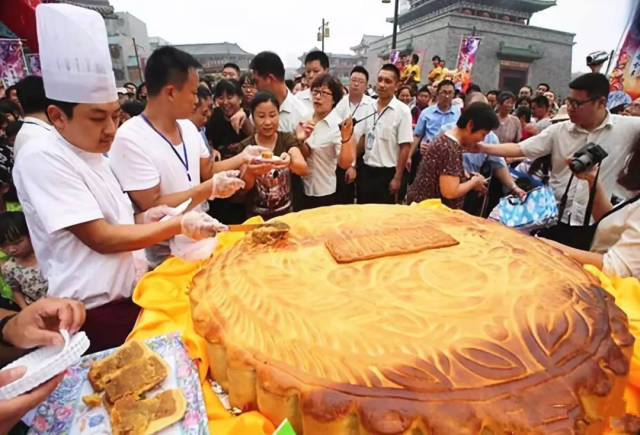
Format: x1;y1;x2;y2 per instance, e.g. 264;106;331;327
0;211;47;308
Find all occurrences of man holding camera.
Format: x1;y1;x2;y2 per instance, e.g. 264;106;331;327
469;73;640;246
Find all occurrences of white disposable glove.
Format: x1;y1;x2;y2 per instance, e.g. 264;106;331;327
210;170;245;199
142;205;180;224
180;211;228;240
240;145;268;163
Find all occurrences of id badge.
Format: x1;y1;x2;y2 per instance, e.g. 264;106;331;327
366;131;376;151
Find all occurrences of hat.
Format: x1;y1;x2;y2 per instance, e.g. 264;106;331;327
607;90;632;110
36;4;117;104
551;105;570;123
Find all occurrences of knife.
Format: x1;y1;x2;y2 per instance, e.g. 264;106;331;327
227;224;267;232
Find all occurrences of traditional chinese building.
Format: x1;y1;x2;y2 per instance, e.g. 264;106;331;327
362;0;574;94
174;43;254;76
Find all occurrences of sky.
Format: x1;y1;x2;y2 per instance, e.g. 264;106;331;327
109;0;634;72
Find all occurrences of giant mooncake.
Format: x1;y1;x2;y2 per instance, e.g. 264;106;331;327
190;204;634;434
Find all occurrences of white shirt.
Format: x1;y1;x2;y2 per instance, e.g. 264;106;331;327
279;90;312;133
303;111;342;197
362;96;414;168
296;88;314;113
591;196;640;279
520;113;640;225
13;116;52;157
335;94;376;145
110;116;211;265
13;130;137;309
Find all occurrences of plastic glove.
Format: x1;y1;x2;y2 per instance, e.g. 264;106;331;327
142;204;180;224
240;145;268;163
180;211;228;240
210;170;245;199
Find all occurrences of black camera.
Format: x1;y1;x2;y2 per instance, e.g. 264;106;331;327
569;143;608;173
586;51;609;67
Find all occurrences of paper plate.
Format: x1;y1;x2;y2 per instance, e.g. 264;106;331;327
0;331;90;400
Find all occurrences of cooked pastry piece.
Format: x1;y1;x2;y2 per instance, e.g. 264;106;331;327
250;221;290;244
325;224;458;263
110;389;187;435
82;393;102;408
261;151;273;159
89;340;150;391
103;355;169;405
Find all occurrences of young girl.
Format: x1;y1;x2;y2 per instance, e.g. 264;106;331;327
0;212;47;308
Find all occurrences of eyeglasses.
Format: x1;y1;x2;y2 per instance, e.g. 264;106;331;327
566;97;598;108
311;89;333;98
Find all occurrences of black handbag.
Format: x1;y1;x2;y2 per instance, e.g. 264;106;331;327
538;165;640;250
536;165;601;250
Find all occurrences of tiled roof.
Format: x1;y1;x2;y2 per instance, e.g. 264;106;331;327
49;0;115;16
173;42;253;56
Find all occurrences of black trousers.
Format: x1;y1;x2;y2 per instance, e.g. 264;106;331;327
208;198;247;225
357;164;397;204
334;167;355;205
301;192;337;210
291;174;305;212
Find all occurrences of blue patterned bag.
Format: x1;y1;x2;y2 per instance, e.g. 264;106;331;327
497;186;558;231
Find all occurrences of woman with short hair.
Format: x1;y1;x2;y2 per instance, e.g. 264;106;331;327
298;74;355;209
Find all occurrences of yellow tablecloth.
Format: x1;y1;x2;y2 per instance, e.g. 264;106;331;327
584;265;640;418
127;216;274;435
125;202;640;434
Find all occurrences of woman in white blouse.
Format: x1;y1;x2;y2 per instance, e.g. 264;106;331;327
299;74;355;209
541;141;639;278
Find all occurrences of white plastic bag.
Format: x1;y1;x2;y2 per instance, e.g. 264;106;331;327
169;235;218;262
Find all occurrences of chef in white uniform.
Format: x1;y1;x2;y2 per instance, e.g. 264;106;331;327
12;3;225;353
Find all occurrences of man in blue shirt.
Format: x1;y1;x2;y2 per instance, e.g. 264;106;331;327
407;80;460;182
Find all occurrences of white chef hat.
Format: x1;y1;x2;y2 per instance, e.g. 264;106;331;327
36;3;117;104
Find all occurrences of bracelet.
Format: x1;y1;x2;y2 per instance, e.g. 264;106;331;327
0;313;17;346
341;134;353;144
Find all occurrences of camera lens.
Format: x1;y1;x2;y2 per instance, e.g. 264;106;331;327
570;155;591;173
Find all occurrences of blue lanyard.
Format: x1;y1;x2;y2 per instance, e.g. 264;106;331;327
140;113;191;182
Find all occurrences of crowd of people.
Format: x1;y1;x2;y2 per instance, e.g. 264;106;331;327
0;2;638;429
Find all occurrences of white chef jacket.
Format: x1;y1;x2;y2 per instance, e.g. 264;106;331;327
13;130;137;309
